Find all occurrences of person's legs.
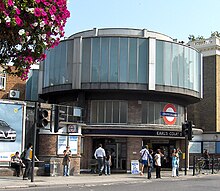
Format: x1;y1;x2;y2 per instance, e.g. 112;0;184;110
172;166;176;177
15;164;20;177
156;166;159;178
97;158;104;175
63;165;67;176
107;161;111;175
158;166;161;178
148;166;151;179
23;160;31;179
105;161;107;175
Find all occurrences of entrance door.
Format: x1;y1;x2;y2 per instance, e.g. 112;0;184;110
93;138;127;170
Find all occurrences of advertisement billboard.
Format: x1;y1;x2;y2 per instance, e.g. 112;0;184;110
0;100;26;162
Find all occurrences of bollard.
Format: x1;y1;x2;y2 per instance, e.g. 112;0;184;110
193;156;196;176
211;155;214;174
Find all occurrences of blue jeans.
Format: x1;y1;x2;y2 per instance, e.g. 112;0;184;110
63;163;70;176
105;161;111;175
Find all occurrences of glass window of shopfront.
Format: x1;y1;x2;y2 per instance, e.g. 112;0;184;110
119;38;128;82
100;38;109;82
90;101;128;124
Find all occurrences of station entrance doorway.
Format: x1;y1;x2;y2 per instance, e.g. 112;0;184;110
143;139;176;168
93;138;127;171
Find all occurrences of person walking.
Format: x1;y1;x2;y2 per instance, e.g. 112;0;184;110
154;149;164;179
11;151;22;177
139;145;150;176
171;149;178;177
23;143;33;180
94;144;106;176
105;150;112;175
62;146;71;176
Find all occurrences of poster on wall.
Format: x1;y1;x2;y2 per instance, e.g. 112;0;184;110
57;136;68;155
69;136;78;154
189;142;202;153
57;135;78;155
203;142;215;153
0;101;25;162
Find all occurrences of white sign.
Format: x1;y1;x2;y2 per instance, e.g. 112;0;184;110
131;160;139;174
69;136;78;154
57;136;68;154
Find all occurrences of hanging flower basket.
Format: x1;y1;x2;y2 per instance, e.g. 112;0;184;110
0;0;70;80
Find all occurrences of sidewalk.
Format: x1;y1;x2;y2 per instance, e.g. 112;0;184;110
0;170;202;189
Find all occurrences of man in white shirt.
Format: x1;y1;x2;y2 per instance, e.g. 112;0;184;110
94;144;106;176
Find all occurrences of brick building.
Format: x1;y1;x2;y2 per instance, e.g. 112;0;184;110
36;28;203;174
0;66;26;100
188;36;220;157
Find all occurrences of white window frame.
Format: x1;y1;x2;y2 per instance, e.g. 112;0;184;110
0;72;6;90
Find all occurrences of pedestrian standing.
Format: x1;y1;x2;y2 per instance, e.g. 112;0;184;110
171;149;178;177
23;143;33;180
62;146;71;176
154;149;164;179
105;150;112;175
94;144;106;176
147;149;153;179
139;145;150;176
176;148;182;176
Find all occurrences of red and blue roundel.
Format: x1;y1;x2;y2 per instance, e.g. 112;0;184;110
161;104;178;125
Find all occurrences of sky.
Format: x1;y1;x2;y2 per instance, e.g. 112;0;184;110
65;0;220;43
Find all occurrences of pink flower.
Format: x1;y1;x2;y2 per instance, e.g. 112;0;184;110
16;8;21;15
34;8;42;17
8;0;14;7
25;56;33;63
35;0;41;3
15;16;23;26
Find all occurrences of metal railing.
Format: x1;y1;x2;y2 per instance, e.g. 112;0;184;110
193;156;220;176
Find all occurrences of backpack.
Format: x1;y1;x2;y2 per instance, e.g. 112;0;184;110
20;150;26;162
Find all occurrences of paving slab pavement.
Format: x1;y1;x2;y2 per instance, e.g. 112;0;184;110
0;170;207;189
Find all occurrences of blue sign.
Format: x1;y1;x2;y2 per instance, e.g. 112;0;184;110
160;111;178;117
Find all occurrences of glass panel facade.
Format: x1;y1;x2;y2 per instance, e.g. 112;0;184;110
119;38;128;82
42;36;201;95
110;38;119;82
43;40;69;87
91;101;128;124
100;38;109;82
138;39;148;83
129;38;137;83
81;37;149;84
155;40;201;92
82;38;91;82
91;38;100;82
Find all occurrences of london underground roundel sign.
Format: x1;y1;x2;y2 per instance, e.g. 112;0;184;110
161;104;178;125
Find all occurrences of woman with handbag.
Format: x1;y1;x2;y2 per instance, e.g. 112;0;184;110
139;145;150;176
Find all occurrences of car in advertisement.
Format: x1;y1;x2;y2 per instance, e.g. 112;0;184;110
0;120;16;142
